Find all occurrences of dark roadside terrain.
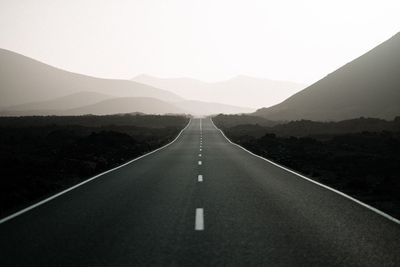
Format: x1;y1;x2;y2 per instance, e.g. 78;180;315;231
0;114;189;217
213;114;400;219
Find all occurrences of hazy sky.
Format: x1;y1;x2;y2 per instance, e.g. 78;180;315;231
0;0;399;84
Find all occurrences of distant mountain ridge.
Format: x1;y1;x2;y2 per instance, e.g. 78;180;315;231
132;74;305;108
64;97;185;115
0;49;183;107
4;92;114;111
253;33;400;121
65;98;252;116
0;49;253;115
1;93;253;116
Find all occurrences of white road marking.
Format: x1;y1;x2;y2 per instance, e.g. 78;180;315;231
199;154;202;157
195;208;204;230
198;175;203;182
200;148;202;151
0;119;194;225
199;118;202;131
210;118;400;225
198;161;202;165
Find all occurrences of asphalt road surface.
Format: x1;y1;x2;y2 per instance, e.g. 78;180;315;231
1;118;399;266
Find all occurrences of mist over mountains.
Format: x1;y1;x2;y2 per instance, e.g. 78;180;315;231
133;74;306;108
254;33;400;121
0;49;253;116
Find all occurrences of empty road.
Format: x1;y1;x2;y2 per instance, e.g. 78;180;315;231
1;118;399;266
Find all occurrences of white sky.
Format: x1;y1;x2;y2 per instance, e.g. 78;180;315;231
0;0;399;84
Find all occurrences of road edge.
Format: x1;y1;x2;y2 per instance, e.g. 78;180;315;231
0;118;192;224
210;117;400;225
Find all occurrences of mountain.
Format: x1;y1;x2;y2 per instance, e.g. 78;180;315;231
3;91;114;111
0;93;252;116
253;33;400;121
63;97;185;115
68;98;251;116
0;49;183;107
132;74;305;108
0;49;255;116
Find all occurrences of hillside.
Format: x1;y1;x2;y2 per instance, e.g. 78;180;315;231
254;33;400;121
0;50;254;116
0;91;252;116
133;74;305;108
64;97;185;115
0;94;252;116
2;91;114;111
0;49;183;107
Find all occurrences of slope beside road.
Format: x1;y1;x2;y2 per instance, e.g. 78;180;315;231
0;118;399;266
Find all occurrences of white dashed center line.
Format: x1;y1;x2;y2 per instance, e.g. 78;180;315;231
195;120;204;231
195;208;204;231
